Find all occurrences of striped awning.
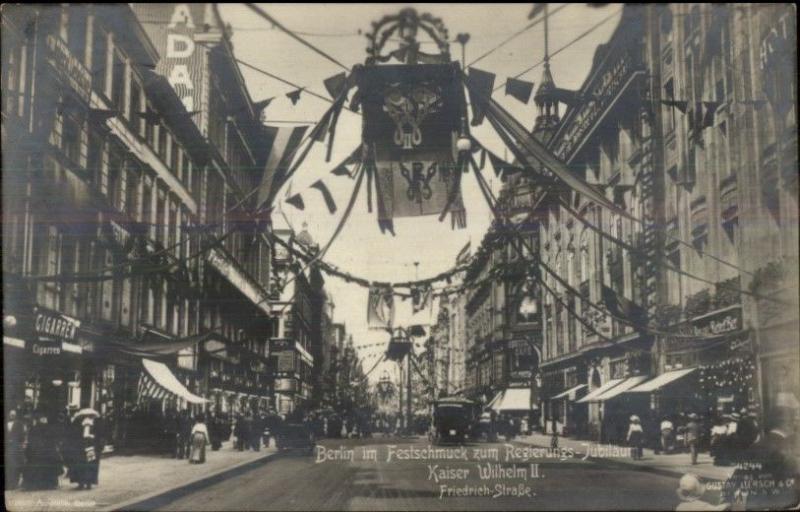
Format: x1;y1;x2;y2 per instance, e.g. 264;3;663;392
139;359;208;404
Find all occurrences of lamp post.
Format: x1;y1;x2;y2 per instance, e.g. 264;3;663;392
455;33;470;69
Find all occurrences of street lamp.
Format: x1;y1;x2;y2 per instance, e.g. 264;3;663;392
455;33;470;69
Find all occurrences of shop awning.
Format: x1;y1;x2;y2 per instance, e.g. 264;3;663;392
142;358;209;404
107;331;214;359
593;375;649;401
490;388;538;412
576;378;625;403
628;368;696;393
550;384;587;401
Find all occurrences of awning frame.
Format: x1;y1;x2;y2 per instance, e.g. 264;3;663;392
592;375;649;401
576;378;625;404
142;358;209;404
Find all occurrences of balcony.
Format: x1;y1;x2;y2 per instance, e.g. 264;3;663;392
44;35;92;104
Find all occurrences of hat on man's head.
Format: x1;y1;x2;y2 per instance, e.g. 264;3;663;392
676;473;705;501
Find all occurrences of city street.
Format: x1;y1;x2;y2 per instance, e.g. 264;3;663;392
155;437;685;511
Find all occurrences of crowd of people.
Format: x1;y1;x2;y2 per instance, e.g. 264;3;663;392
622;408;762;466
6;407;106;491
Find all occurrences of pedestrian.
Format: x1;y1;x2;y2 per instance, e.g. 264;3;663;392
6;409;26;490
68;414;100;490
208;411;222;451
722;410;799;510
661;416;675;454
675;473;729;511
627;415;644;460
189;414;209;464
736;408;759;451
176;410;191;459
23;411;62;490
724;412;741;464
164;409;177;456
686;413;701;465
250;413;263;451
711;415;729;466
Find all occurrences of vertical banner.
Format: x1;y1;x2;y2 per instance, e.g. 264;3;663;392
132;4;208;116
358;63;467;224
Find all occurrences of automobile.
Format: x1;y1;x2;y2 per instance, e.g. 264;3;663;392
431;397;477;445
275;422;316;454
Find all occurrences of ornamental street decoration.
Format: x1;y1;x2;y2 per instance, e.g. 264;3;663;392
356;9;467;231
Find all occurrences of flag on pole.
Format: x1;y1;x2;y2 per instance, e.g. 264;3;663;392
661;99;689;113
505;77;535;104
528;4;546;19
256;125;309;210
323;72;349;100
601;284;647;329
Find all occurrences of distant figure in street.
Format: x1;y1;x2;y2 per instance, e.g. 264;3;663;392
250;414;263;452
234;414;247;451
686;413;701;465
208;412;222;451
675;473;729;511
627;415;644;460
189;414;209;464
661;416;675;454
710;416;728;464
6;409;26;490
68;414;100;490
23;412;61;490
176;410;191;459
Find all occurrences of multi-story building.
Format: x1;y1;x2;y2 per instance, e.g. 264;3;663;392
133;3;275;417
269;227;323;416
537;4;798;443
446;293;468;396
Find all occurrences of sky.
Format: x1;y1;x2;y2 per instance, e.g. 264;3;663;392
218;3;622;385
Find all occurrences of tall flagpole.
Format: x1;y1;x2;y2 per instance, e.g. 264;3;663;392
544;4;549;64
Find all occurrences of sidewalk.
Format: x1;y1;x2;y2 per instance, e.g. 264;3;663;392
5;441;277;512
517;432;736;482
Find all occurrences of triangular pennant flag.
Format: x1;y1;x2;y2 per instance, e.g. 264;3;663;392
286;88;304;105
661;100;689;114
701;101;719;129
331;164;352;177
467;68;496;126
285;193;305;211
323;72;348;100
529;4;546;19
486;149;523;178
310;179;337;214
253;97;274;115
257;125;310;210
505;77;534;104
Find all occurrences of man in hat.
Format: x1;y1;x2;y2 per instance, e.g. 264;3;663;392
686;413;701;465
675;473;729;511
661;416;675;454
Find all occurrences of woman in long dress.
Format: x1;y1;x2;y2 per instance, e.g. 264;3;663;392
189;414;209;464
23;412;62;490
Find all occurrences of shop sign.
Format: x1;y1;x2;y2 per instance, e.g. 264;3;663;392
554;47;643;161
34;309;80;342
30;340;62;356
102;219;133;253
45;35;92;104
275;378;297;393
691;307;741;337
207;248;271;315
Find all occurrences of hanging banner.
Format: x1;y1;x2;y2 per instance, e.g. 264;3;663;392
367;285;395;330
358;63;466;221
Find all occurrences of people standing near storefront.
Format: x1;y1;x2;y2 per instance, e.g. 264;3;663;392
736;408;759;451
68;413;101;490
234;414;246;451
627;415;644;460
164;409;178;456
250;413;263;452
724;412;740;463
686;413;701;465
208;411;222;451
189;414;209;464
661;416;675;454
175;410;191;459
23;411;62;490
6;409;27;490
711;415;729;465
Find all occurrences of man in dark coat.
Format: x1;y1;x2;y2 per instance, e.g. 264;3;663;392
176;410;191;459
250;414;263;451
6;409;27;490
234;414;248;451
23;412;62;490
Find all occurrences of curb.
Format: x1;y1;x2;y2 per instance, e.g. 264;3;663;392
514;439;732;483
101;450;281;512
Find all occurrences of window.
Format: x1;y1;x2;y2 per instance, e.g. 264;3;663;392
87;129;104;188
111;50;126;113
61;111;83;167
107;144;124;210
182;153;192;190
91;24;108;93
129;78;143;133
158;125;168;159
66;6;87;65
144;103;156;147
156;190;165;244
125;167;139;219
170;139;180;175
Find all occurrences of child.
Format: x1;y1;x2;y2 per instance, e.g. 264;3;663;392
675;473;729;511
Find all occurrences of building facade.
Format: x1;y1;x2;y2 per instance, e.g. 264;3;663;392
536;4;798;444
